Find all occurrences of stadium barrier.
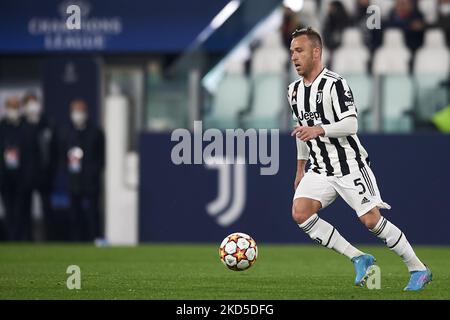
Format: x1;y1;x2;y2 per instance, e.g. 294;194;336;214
139;132;450;244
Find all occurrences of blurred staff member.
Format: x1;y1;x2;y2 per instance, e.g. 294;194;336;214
22;93;58;240
62;99;104;241
0;96;37;241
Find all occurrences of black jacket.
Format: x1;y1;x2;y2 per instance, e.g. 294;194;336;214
0;118;39;192
61;121;105;195
25;115;59;190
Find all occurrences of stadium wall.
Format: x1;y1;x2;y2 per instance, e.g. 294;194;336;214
139;133;450;244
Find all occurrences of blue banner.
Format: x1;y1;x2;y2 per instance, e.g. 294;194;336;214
43;56;100;124
139;132;450;244
0;0;230;53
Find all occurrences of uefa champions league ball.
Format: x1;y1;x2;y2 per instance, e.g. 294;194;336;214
219;232;258;271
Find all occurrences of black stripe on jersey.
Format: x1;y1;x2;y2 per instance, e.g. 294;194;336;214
316;78;350;176
330;139;350;175
306;140;321;174
315;138;334;176
303;85;315;126
315;78;329;124
330;83;341;122
335;80;349;113
291;80;302;120
361;167;376;196
347;136;365;169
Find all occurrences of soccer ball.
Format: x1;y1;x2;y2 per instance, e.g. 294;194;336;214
219;232;258;271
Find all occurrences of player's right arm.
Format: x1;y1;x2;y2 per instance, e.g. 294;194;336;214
294;137;309;190
287;82;309;190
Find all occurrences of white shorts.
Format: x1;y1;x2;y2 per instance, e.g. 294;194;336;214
293;166;391;217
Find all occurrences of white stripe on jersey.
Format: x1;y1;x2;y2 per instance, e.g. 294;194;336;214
287;68;370;177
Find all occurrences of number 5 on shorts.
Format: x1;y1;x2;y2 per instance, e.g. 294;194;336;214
354;178;366;195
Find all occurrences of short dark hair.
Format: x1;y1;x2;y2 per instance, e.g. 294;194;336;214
291;27;323;50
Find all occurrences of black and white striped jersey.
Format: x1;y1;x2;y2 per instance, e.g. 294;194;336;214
287;68;370;177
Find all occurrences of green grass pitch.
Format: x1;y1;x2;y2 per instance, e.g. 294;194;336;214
0;244;449;299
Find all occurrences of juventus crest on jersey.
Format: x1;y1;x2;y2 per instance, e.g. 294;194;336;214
288;68;370;177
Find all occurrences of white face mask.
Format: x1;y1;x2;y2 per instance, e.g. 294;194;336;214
5;108;20;122
25;101;42;122
71;111;87;127
440;3;450;15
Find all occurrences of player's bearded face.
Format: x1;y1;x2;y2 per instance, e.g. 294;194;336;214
290;36;314;77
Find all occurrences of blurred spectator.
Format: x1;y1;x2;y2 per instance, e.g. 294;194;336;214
353;0;383;52
323;1;352;52
354;0;371;24
300;1;321;30
22;93;58;241
0;96;37;241
385;0;425;53
435;0;450;46
62;99;104;242
281;6;304;50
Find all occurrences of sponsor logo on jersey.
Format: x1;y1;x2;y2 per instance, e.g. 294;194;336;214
316;91;323;104
344;89;355;107
344;90;353;99
298;110;321;121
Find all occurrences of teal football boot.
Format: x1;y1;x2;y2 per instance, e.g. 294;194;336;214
404;266;432;291
351;254;376;286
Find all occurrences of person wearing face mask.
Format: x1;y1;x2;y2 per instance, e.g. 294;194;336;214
61;99;104;242
22;93;58;241
0;96;38;241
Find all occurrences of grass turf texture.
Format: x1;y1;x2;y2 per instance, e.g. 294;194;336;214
0;244;449;299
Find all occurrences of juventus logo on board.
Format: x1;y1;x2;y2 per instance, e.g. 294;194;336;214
316;91;323;104
204;156;246;227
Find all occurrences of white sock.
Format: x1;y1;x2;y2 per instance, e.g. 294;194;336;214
371;216;426;272
299;213;364;259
